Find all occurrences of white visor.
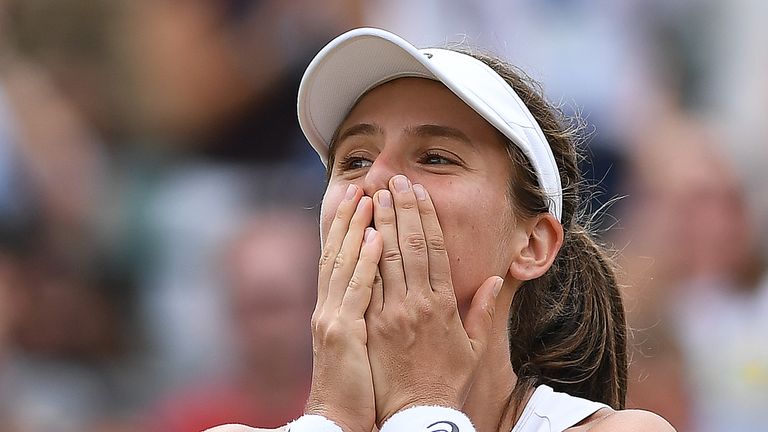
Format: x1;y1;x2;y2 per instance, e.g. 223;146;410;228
297;27;563;221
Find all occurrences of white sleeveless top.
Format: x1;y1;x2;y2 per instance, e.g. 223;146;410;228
511;385;609;432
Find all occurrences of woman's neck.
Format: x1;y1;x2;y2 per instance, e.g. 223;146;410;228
461;294;535;432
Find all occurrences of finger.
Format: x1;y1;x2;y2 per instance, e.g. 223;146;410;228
318;184;362;308
373;188;407;305
340;228;383;318
465;276;504;355
366;268;384;317
413;183;452;295
326;196;373;309
389;175;430;296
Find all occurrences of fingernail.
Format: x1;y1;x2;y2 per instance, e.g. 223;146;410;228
413;184;427;201
378;190;392;208
345;184;358;201
493;277;504;298
357;195;369;210
364;227;377;243
393;175;410;193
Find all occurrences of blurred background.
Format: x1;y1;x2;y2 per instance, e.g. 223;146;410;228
0;1;765;431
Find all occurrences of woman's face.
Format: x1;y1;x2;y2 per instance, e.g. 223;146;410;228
320;78;520;310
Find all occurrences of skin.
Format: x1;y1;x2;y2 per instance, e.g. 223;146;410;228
321;79;520;315
319;79;543;430
206;78;674;432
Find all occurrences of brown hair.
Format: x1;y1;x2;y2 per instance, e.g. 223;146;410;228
460;51;627;410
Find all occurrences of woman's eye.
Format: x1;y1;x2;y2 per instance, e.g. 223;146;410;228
421;152;454;165
339;155;373;171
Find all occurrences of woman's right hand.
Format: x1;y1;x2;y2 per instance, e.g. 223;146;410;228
365;178;502;425
306;185;383;432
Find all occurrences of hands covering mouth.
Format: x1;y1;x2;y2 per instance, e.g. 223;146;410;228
307;175;504;432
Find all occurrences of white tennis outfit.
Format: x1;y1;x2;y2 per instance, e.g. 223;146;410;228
510;384;609;432
287;384;609;432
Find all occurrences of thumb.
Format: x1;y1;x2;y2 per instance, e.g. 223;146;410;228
464;276;504;354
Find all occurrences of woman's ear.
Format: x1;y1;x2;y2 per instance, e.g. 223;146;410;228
508;213;564;281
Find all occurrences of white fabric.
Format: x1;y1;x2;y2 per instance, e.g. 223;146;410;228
511;385;608;432
286;414;342;432
376;385;607;432
380;405;475;432
287;384;606;432
297;27;563;221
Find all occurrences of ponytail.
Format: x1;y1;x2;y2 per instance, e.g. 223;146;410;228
508;226;627;409
460;50;628;410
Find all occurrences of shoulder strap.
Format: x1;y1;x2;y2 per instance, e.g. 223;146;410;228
511;385;609;432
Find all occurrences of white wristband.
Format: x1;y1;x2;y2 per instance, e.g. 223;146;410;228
287;415;343;432
380;406;476;432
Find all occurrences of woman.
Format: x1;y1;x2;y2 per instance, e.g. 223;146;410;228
210;28;675;432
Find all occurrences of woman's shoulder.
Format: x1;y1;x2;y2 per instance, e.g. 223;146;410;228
203;425;286;432
576;408;676;432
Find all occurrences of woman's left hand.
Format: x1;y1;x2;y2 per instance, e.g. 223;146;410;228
366;175;504;425
307;189;383;432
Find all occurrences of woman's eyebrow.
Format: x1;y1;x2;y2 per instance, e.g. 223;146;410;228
406;124;474;147
334;123;384;146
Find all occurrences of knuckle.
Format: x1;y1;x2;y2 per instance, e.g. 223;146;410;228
413;298;436;319
399;199;417;211
387;307;409;324
421;204;437;216
388;309;414;331
333;252;345;269
311;313;329;335
312;315;344;344
319;247;334;269
347;275;365;291
426;235;447;252
310;311;333;335
323;321;349;344
382;247;402;264
405;233;427;253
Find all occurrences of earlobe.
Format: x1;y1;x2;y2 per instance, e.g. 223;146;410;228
508;214;564;281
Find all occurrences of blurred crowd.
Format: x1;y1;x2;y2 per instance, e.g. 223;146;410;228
0;1;765;431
